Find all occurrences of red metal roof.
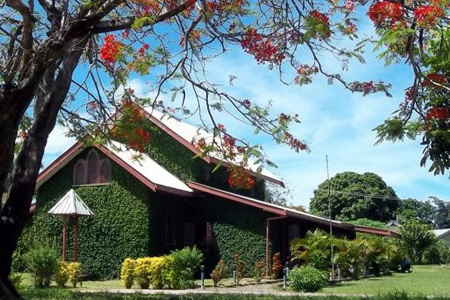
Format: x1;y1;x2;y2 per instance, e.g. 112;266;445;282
188;182;351;229
187;182;400;238
353;225;401;238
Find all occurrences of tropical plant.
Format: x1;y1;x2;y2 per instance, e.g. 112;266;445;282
333;238;363;279
290;229;333;272
400;221;436;263
291;230;402;279
148;257;165;289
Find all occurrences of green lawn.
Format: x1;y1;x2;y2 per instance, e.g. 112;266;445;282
322;265;450;295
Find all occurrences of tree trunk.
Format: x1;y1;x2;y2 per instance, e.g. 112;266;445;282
0;37;87;300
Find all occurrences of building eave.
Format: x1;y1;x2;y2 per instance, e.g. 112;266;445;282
353;225;401;238
36;142;86;190
187;181;286;216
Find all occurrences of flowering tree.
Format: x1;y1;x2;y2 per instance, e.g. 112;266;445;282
0;0;446;298
369;0;450;175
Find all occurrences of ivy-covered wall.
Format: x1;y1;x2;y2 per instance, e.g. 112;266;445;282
145;127;267;200
21;149;151;279
192;196;280;276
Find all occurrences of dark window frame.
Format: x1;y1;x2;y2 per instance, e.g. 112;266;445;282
73;149;111;186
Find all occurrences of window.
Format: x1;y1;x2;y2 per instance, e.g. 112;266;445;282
73;149;111;185
99;160;111;183
87;151;99;183
73;161;86;185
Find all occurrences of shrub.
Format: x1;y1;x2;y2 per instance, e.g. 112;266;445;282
289;266;327;292
134;257;152;289
120;258;135;289
8;273;23;291
170;247;204;289
271;252;282;279
12;251;27;272
161;255;176;289
67;262;81;288
422;239;450;264
253;259;265;283
210;259;226;287
232;253;245;284
24;245;58;288
148;256;165;289
55;261;70;287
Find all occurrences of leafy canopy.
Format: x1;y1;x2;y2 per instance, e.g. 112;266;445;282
309;171;398;222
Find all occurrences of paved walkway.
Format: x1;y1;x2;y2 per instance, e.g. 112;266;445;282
81;282;351;297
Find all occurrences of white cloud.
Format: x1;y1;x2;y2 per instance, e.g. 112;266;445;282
42;124;76;168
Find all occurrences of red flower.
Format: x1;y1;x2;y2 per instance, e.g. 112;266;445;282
100;35;124;69
228;166;255;190
414;5;443;28
241;28;285;64
423;73;446;88
306;10;332;39
309;10;330;26
426;107;449;121
368;1;403;26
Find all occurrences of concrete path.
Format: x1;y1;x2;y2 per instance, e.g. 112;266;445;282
80;283;353;297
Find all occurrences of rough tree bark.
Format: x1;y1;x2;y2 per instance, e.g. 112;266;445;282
0;37;88;300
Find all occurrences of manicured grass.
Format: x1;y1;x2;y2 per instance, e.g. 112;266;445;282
322;265;450;295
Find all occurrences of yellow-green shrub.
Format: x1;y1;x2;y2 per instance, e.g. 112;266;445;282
161;255;176;289
67;262;81;288
120;258;135;289
148;257;165;289
9;273;23;291
55;261;69;287
134;257;152;289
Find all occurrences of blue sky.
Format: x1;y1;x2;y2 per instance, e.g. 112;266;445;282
42;11;450;210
